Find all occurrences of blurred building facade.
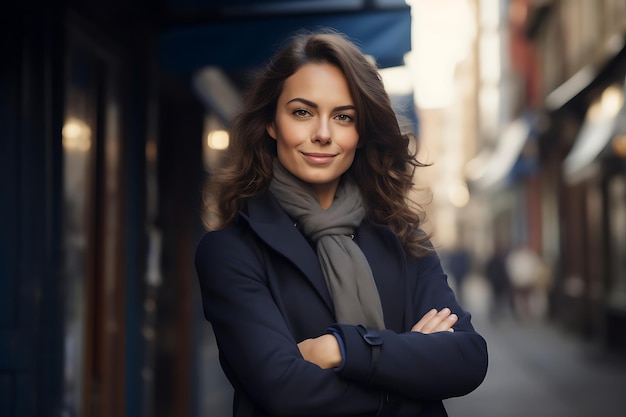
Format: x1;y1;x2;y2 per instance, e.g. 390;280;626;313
531;0;626;348
3;1;626;417
463;0;626;349
0;1;413;417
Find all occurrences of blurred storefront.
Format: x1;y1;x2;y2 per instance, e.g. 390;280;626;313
465;0;626;350
529;0;626;349
460;0;544;288
0;1;413;417
2;3;161;416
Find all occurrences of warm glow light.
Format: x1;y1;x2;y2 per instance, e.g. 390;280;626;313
62;118;92;151
586;85;623;123
448;181;470;208
145;140;158;162
601;85;623;117
613;135;626;157
207;130;229;150
586;100;604;122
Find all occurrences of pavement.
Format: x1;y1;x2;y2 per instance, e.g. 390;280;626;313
444;276;626;417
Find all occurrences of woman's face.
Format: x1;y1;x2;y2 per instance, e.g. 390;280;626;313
267;63;359;209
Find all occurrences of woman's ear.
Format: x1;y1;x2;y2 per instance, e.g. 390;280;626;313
266;123;277;140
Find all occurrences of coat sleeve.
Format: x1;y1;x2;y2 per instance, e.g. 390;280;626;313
329;248;488;401
196;229;417;417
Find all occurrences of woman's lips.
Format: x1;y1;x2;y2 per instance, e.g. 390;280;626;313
301;152;336;164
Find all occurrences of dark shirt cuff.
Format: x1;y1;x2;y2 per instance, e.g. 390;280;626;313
327;324;383;385
326;328;346;372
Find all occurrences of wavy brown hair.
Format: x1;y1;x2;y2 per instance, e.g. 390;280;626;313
203;30;432;257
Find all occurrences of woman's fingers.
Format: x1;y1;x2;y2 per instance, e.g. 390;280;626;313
411;308;458;334
411;308;438;332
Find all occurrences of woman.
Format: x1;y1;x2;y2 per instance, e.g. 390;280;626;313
195;31;488;417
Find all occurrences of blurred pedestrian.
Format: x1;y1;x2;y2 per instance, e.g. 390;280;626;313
506;244;542;322
484;246;513;323
195;30;487;417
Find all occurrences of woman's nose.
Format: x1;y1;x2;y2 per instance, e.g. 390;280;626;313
312;120;331;144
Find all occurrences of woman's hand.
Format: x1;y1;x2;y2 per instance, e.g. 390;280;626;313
297;334;343;369
411;308;458;333
298;308;457;368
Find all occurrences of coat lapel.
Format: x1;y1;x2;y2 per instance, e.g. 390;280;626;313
355;221;410;332
241;192;335;313
241;191;412;331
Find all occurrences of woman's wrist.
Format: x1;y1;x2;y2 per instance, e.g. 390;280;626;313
324;333;343;368
298;334;343;369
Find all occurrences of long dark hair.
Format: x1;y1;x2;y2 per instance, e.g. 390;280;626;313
203;30;432;256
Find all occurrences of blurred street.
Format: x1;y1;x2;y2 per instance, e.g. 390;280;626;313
445;276;626;417
5;1;626;416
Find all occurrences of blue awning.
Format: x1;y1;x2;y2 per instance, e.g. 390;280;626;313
158;7;412;72
467;114;536;192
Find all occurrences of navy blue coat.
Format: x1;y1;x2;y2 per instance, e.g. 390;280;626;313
195;190;488;417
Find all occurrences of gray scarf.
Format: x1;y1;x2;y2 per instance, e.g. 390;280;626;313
269;160;385;330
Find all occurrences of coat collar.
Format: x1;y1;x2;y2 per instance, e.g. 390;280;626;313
240;190;411;330
240;191;335;312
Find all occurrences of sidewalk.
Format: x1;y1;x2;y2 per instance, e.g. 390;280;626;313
444;276;626;417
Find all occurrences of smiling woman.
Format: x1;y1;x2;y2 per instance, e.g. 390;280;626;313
266;63;359;208
195;30;488;417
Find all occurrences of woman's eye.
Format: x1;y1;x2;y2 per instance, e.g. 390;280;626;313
335;114;354;122
293;109;310;117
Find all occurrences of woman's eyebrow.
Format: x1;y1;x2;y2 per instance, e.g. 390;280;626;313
287;97;317;107
286;97;356;112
